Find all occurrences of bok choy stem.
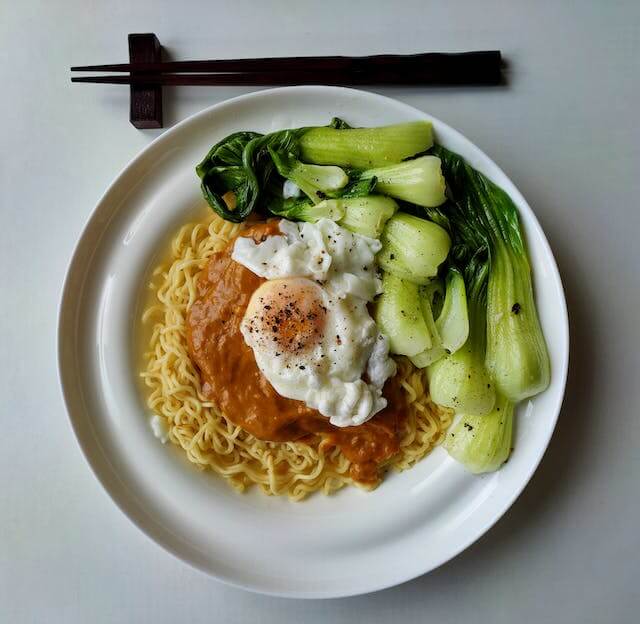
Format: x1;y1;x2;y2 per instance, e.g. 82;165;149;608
443;394;514;474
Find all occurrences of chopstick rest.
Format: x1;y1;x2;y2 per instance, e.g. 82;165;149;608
128;33;163;129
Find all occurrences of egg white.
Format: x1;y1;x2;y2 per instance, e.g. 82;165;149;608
232;218;396;427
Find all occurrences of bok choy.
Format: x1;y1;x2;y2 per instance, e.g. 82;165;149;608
408;284;446;368
196;128;304;222
443;394;514;474
436;268;469;354
267;196;345;223
378;213;451;284
356;155;447;207
427;259;495;417
196;119;433;223
375;272;432;357
335;196;398;238
268;149;348;202
434;146;550;403
299;120;434;168
410;267;470;368
267;195;396;237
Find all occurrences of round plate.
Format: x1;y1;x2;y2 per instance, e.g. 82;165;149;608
58;86;569;598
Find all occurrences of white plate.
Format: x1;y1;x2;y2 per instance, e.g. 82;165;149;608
58;86;569;598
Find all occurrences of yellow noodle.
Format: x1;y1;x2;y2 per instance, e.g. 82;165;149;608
141;212;452;501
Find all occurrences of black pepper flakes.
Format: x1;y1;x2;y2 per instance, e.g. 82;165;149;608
512;302;521;314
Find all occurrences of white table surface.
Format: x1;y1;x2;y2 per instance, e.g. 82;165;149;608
2;1;639;621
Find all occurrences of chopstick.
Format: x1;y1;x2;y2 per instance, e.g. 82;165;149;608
71;51;501;75
72;69;501;87
71;51;503;86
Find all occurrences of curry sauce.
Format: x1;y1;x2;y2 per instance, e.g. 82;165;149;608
186;221;407;484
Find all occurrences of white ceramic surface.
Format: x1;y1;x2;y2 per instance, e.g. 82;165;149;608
57;86;568;598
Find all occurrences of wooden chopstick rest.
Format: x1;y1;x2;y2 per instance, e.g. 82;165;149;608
128;33;163;129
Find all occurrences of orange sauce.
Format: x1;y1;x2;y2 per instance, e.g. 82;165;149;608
186;221;406;483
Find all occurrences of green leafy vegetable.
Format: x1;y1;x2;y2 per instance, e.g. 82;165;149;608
299;121;434;169
486;242;551;402
374;272;432;357
327;117;353;130
196;119;384;222
443;394;514;474
339;175;378;199
434;145;550;402
267;196;345;223
409;269;470;369
336;196;398;238
356;155;446;207
427;259;495;416
268;148;348;203
378;213;451;284
196;125;318;222
436;267;469;354
195;131;262;222
267;193;396;238
409;285;446;367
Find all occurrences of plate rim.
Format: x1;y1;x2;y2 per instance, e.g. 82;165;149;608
57;85;569;598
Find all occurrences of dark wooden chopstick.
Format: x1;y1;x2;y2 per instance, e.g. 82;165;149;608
71;51;502;75
72;68;502;87
73;45;504;129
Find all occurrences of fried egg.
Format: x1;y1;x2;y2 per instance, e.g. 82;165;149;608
232;218;396;427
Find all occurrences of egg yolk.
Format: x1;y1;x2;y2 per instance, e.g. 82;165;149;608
243;278;327;355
